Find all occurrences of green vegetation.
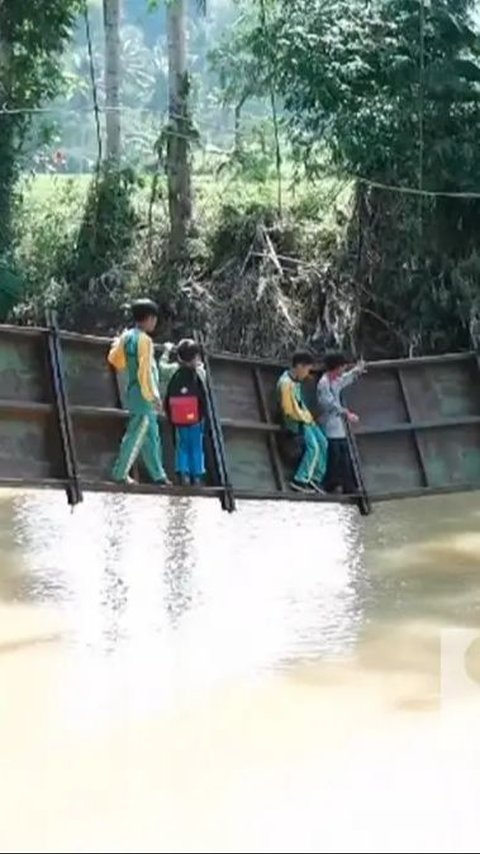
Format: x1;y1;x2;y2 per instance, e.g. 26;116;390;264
2;0;480;357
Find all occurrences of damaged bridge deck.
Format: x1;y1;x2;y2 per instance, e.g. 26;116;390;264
0;321;480;516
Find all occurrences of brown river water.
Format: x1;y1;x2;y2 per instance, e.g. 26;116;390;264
1;489;480;853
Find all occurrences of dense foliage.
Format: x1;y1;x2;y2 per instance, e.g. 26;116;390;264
215;0;480;354
0;0;81;253
4;0;480;357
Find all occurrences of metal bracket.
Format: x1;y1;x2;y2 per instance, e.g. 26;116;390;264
45;310;83;507
344;422;371;516
200;342;236;513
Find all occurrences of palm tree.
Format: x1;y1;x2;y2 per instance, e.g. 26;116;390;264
166;0;206;259
166;0;191;259
103;0;121;163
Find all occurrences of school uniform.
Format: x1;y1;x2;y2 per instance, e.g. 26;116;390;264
108;328;167;483
277;370;328;486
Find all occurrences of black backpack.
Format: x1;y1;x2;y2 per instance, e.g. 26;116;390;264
164;365;207;425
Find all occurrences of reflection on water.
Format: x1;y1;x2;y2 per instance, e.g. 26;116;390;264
1;490;480;852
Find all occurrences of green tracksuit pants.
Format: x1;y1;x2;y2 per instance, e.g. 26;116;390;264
112;405;166;483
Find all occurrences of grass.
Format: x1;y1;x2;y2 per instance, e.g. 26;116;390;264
19;161;353;232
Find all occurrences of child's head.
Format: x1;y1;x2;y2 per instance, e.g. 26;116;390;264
177;338;201;368
324;351;348;378
291;350;315;381
131;299;159;334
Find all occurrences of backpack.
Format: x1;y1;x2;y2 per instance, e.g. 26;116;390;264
165;365;206;426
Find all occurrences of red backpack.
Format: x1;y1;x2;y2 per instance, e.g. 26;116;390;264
165;366;206;426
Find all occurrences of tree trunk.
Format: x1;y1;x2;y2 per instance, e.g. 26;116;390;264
0;6;15;254
166;0;192;261
103;0;121;164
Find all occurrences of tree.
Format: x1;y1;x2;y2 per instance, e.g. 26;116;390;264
147;0;208;260
225;0;480;354
103;0;121;163
166;0;192;259
210;6;270;152
0;0;80;254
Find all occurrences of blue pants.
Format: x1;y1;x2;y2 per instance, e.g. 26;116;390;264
295;423;328;485
175;422;205;478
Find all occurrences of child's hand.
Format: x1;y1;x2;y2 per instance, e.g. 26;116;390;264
346;410;359;424
357;359;367;373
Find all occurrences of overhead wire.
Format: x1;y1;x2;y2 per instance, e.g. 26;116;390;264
3;0;480;199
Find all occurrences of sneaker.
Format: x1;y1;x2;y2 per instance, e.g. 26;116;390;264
155;478;172;487
309;481;326;495
112;475;138;485
290;480;313;493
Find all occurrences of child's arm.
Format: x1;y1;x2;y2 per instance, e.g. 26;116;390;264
338;361;366;390
107;333;127;372
317;376;358;424
157;342;179;387
137;332;161;405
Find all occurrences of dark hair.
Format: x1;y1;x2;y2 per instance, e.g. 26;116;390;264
323;351;348;372
131;298;159;323
291;349;314;368
177;338;200;364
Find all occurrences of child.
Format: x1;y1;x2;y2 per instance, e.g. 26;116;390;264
108;299;169;485
160;339;207;485
317;352;365;494
277;350;328;493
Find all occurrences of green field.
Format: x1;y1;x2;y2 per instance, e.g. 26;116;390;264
19;165;353;231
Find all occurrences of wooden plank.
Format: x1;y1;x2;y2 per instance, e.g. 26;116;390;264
253;367;286;491
0;324;473;369
2;400;480;438
397;367;429;487
355;415;480;435
370;481;480;502
0;400;52;416
207;348;474;372
0;472;478;505
1;322;480;507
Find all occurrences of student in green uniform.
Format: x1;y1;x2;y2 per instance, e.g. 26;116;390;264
108;299;169;485
277;350;328;493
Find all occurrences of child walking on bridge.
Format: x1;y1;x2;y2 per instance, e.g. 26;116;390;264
317;352;365;494
277;350;328;493
108;299;169;485
160;339;207;485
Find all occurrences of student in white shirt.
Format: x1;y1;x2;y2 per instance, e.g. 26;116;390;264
317;352;366;493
